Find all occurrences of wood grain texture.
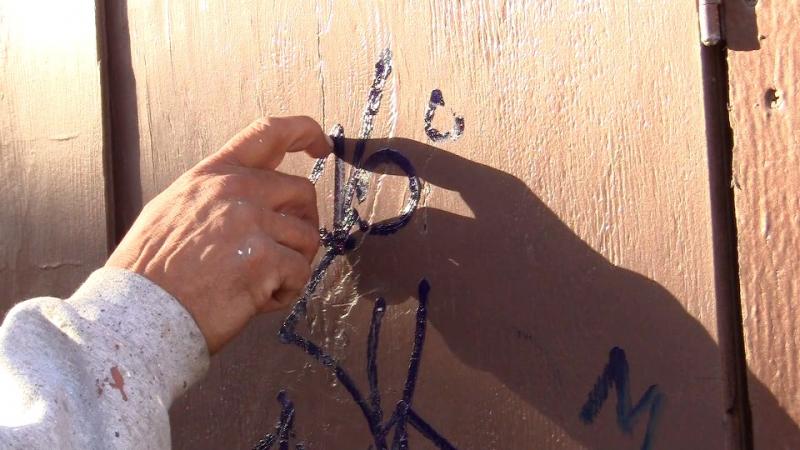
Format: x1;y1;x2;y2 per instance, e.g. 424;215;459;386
0;0;109;310
109;1;742;448
727;2;800;448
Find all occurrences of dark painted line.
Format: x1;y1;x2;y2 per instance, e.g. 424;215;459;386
368;298;386;425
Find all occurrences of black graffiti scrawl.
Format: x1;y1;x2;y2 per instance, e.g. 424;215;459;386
253;391;302;450
253;50;663;450
580;347;663;450
254;49;459;450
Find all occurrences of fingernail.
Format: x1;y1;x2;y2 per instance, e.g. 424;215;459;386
324;134;334;149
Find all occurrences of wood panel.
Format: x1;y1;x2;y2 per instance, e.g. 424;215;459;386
109;1;749;448
726;2;800;448
0;0;109;310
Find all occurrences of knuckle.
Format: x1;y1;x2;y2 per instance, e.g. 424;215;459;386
284;243;309;270
180;165;205;181
172;168;205;194
274;289;300;309
297;178;316;203
297;260;312;282
252;115;270;126
294;115;315;126
250;116;279;137
242;234;273;268
210;173;248;198
234;202;261;225
302;225;320;253
253;233;275;256
169;173;204;203
190;153;227;175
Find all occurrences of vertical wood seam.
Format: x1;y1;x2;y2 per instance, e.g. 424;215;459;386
700;42;754;450
101;0;142;246
94;0;116;256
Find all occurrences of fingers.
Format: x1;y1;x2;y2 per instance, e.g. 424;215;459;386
261;209;320;262
260;171;320;228
222;168;319;228
210;116;332;170
184;115;328;317
262;243;312;311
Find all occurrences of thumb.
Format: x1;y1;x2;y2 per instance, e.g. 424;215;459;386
209;116;332;170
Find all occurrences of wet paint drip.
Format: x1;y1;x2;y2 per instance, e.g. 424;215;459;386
580;347;663;450
254;49;457;450
423;89;464;143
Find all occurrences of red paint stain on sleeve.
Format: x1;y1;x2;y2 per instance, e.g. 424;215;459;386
109;366;128;401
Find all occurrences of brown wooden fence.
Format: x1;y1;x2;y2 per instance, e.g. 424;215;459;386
1;1;797;449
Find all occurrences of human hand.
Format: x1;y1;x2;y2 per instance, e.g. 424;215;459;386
106;116;332;354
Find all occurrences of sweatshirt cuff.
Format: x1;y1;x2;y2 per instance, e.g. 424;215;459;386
66;267;210;404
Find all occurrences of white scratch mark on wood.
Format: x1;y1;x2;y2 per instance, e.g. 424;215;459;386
48;133;79;141
36;261;83;271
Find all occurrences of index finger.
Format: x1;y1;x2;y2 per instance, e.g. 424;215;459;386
208;116;332;170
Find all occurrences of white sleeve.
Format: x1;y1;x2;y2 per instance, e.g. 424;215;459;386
0;267;210;449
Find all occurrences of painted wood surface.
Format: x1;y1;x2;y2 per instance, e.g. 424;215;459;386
106;1;749;448
0;0;109;310
727;2;800;448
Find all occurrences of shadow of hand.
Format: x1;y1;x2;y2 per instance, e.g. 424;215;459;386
335;137;798;449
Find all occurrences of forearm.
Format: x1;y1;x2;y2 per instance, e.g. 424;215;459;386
0;268;209;449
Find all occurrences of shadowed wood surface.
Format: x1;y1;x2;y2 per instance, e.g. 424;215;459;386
0;0;109;309
727;1;800;448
